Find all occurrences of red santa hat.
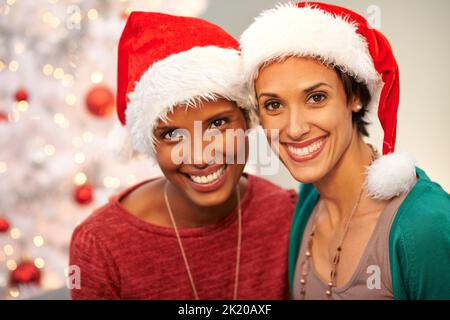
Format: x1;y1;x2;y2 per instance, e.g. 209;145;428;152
240;2;416;199
110;12;256;160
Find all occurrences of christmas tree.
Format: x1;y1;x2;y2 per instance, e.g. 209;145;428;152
0;0;208;300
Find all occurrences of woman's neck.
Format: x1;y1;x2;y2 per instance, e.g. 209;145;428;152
165;177;246;228
314;132;375;228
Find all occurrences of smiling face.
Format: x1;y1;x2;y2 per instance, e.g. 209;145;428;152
255;56;362;184
153;98;248;207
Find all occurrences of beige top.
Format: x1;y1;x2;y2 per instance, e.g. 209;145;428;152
293;192;408;300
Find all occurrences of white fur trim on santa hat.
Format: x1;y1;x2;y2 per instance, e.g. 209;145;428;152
125;46;257;157
240;3;383;110
365;151;417;200
107;121;138;162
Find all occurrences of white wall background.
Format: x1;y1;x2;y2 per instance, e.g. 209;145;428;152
202;0;450;192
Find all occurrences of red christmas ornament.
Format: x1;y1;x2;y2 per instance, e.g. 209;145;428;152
0;111;8;122
85;85;115;117
0;216;10;232
15;88;28;102
74;183;94;205
9;260;41;286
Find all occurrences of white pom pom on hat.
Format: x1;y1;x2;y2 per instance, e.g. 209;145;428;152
365;151;417;200
107;122;137;162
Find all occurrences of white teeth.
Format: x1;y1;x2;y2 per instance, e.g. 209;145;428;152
188;166;225;184
288;139;324;157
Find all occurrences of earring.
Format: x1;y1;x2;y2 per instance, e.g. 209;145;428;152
355;105;362;112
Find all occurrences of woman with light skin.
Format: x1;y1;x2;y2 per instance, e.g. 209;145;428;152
240;2;450;299
70;12;296;300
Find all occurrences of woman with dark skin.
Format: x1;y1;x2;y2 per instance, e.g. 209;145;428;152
70;12;296;300
121;99;249;229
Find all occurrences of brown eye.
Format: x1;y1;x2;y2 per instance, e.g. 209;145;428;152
210;118;227;129
264;101;281;111
307;93;326;104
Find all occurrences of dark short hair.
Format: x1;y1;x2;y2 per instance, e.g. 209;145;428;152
334;67;371;137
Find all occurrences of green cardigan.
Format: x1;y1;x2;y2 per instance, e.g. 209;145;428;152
288;167;450;299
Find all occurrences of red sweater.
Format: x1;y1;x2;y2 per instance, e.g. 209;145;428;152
69;174;297;300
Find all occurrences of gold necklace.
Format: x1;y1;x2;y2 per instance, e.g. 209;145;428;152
164;182;242;300
299;144;378;299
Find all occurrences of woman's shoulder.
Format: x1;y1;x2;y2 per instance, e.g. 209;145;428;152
119;177;165;220
73;177;165;240
393;167;449;233
389;168;449;266
389;167;450;299
70;203;117;256
73;201;120;239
